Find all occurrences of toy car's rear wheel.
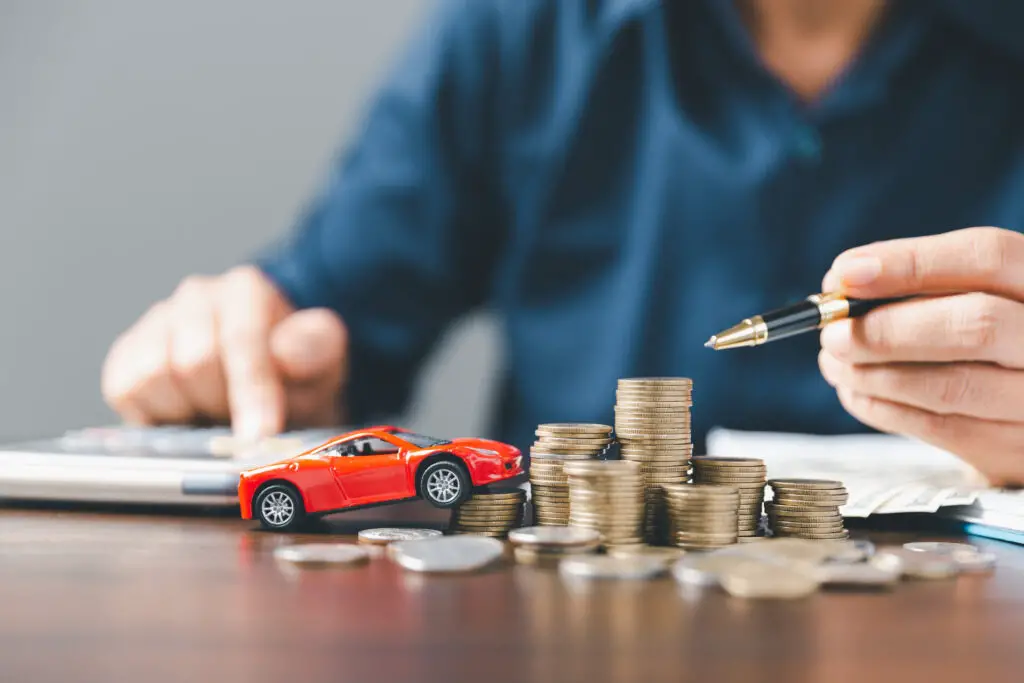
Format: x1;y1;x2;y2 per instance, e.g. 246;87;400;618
254;483;306;531
420;461;470;509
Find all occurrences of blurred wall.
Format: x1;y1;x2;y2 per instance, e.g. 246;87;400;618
0;0;500;439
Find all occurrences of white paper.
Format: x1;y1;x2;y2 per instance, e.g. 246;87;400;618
706;428;989;517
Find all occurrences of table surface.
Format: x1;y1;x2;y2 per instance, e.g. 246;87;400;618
2;500;1022;683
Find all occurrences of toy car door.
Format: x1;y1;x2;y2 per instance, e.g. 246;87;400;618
328;435;411;504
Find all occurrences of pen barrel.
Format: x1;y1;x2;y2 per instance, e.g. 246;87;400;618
760;300;823;342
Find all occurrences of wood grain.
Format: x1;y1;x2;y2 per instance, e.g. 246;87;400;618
0;502;1021;683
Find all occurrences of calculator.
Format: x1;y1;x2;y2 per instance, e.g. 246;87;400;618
0;426;346;506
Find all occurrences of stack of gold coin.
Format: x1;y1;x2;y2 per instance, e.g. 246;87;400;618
662;483;740;549
614;378;694;544
449;488;527;538
529;423;613;526
766;479;849;540
692;457;766;540
564;460;644;547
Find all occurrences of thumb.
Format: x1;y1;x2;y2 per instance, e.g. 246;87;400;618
270;308;347;387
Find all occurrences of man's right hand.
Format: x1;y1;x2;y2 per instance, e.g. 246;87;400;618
101;266;347;437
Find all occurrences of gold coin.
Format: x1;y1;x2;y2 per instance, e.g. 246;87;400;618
692;456;765;466
768;478;846;490
536;423;613;435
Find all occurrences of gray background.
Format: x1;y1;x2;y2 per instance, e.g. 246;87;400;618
0;0;499;439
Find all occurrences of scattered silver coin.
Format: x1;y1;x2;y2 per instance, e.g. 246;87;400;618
273;543;370;568
508;525;602;548
951;550;997;573
559;555;667;580
717;563;819;599
824;539;875;564
606;545;687;565
722;538;836;565
878;548;959;580
816;562;900;588
671;560;719;588
389;536;505;573
357;528;443;546
903;541;978;555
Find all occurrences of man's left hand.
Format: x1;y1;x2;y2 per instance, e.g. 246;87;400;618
818;226;1024;486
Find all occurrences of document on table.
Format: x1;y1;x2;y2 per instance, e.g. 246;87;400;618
705;428;990;518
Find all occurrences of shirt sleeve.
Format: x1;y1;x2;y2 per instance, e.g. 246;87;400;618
254;0;506;424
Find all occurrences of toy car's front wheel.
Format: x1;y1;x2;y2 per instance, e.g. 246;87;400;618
420;461;471;509
254;483;306;531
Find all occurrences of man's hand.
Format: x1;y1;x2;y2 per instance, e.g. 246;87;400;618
817;226;1024;486
101;266;347;437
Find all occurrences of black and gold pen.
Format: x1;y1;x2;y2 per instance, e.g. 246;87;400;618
704;293;912;350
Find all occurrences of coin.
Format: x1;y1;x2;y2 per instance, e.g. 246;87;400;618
273;543;370;568
815;562;900;589
952;550;997;573
903;541;978;555
357;528;444;546
389;536;506;573
508;525;603;547
536;423;613;436
513;545;599;566
718;563;820;599
768;478;846;490
558;555;667;580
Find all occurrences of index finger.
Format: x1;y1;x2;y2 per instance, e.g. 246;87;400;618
218;268;287;438
822;227;1024;301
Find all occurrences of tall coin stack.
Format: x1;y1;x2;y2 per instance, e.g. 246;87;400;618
529;424;613;526
662;483;740;549
449;488;527;538
563;460;644;547
765;479;849;540
692;457;766;541
614;378;694;544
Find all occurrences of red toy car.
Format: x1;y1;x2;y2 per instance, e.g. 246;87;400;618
238;425;524;530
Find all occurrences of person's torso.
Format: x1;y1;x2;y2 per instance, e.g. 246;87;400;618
476;0;1024;454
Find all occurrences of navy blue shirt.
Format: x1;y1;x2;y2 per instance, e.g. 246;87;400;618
257;0;1024;455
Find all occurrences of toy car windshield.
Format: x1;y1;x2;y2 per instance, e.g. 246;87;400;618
386;428;450;448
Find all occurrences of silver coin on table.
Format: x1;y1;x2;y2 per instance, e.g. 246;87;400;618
815;562;900;588
902;541;978;555
717;563;820;599
823;539;876;564
389;535;505;573
273;543;370;568
558;555;667;580
357;528;443;546
951;550;997;573
507;525;602;548
876;548;959;580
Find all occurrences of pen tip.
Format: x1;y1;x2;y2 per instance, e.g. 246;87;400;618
704;337;716;349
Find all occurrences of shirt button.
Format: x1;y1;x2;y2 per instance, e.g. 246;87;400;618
793;126;822;162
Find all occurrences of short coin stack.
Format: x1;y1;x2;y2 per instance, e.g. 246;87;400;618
529;423;613;526
692;457;766;541
449;488;526;538
564;460;644;547
614;378;694;544
662;483;740;549
766;479;849;540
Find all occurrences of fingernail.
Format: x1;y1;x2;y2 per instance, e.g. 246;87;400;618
819;320;851;356
235;411;268;440
833;255;882;287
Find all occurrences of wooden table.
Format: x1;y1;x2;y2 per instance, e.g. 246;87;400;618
1;501;1022;683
